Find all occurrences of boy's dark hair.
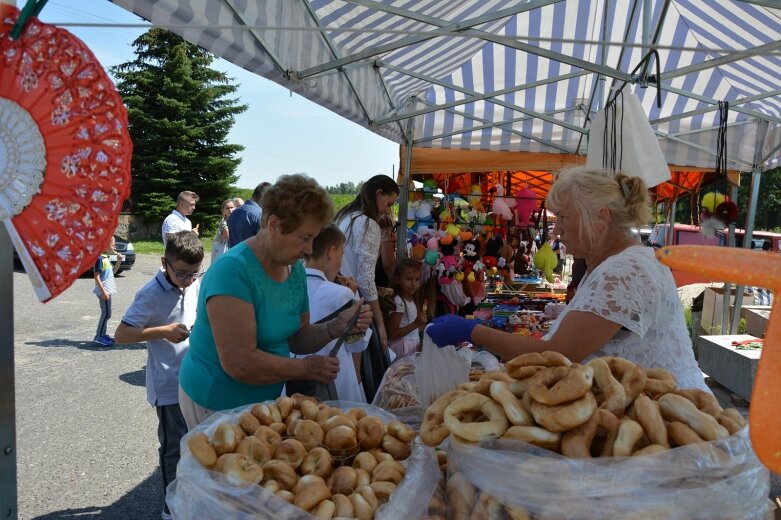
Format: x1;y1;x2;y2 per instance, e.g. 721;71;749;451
306;223;345;260
165;231;204;264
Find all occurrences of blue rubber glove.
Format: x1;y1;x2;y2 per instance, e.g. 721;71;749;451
426;314;479;347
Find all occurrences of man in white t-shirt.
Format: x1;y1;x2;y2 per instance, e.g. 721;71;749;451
162;191;199;245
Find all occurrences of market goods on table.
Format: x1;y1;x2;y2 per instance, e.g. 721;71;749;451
419;351;770;519
168;398;439;519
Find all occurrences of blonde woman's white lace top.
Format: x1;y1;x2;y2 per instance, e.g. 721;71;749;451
545;245;709;392
337;212;381;302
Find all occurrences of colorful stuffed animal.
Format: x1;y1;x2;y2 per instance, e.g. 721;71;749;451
533;241;558;282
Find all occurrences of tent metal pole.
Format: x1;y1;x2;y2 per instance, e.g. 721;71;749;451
730;119;769;334
0;223;17;520
720;183;739;333
396;101;416;261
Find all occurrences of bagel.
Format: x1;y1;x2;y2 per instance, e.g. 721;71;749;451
475;371;515;396
231;423;246;443
490;380;533;426
356;415;384;450
473;493;504;520
508;378;531;397
345;407;367;424
632;394;669;448
349;491;374;520
501;425;561;452
294;474;331;512
351;451;378;473
332;493;353;518
666;420;705;446
355;468;371;489
658;393;728;441
268;422;287;436
444;393;509;442
275;395;294;419
720;407;746;427
381;433;411;460
718;408;746;435
530;392;597;433
586;358;626;417
322;414;356;434
212;422;238;455
293;419;325;451
313;499;335;519
354;485;379;512
275;489;295;503
253;425;282;448
673;389;723;417
274;438;306;469
369;448;394;463
561;408;600;458
285;409;303;435
236;435;273;466
262;459;298;490
316;406;344;426
613;418;645;457
643;367;677;397
505;351;571;379
239;412;262;436
386;420;416;443
420;390;466;446
369;481;396;503
324;424;359;456
266;403;282;423
527;365;594;406
214;453;264;485
301;399;320;421
632;444;667;456
329;466;358;495
263;479;281;493
250;404;276;426
187;432;217;468
596;408;620;457
301;446;333;478
372;460;405;485
446;472;475;520
290;392;317;410
603;357;647;406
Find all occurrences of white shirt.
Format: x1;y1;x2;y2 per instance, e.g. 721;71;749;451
161;209;192;245
297;268;371;403
391;295;420;342
546;246;709;392
337;212;381;301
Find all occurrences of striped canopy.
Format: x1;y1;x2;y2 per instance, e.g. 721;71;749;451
113;0;781;172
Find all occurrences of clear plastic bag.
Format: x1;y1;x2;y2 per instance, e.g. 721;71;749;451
167;401;439;520
446;428;770;520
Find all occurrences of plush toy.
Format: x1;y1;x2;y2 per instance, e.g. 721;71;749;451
492;185;514;220
534;241;558;282
515;186;538;226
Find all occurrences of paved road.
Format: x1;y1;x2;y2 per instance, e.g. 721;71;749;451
12;253;198;520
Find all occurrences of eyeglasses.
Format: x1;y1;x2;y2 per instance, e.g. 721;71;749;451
164;258;205;280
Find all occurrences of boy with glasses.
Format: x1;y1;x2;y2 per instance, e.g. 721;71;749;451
114;231;203;520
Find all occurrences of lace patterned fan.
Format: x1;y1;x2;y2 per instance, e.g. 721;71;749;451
0;5;132;302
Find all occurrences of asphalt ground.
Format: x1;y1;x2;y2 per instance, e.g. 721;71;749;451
12;253;187;520
10;253;779;518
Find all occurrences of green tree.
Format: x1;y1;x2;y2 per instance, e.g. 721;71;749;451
111;29;248;232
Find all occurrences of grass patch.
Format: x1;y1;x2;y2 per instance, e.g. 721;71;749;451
133;236;214;255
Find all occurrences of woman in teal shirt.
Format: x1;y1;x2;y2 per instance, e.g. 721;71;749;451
178;174;372;428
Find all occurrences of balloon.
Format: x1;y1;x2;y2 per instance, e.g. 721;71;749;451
424;249;439;265
701;192;725;213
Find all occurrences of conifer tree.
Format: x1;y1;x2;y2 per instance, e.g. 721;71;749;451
111;29;247;231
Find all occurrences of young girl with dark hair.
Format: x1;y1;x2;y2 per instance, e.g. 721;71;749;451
386;259;427;358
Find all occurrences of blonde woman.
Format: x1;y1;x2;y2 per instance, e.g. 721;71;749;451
211;199;235;263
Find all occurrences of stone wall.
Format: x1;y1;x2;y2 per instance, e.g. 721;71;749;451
115;213;160;241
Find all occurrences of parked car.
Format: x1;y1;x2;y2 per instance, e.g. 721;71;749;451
13;235;135;276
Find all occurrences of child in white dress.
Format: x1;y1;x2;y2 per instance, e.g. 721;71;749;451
387;259;427;358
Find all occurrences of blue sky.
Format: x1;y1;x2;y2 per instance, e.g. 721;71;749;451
37;0;400;190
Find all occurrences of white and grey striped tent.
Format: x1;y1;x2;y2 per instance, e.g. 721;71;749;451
112;0;780;174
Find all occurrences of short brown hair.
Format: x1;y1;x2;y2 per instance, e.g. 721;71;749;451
177;191;200;203
261;174;334;234
165;231;204;264
306;223;345;261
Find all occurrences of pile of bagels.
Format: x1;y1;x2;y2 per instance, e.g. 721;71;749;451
420;351;746;457
186;394;417;519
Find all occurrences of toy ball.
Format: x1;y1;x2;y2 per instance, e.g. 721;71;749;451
701;192;725;213
446;224;461;237
411;243;426;260
440;234;454;246
455;271;465;282
424;249;439;266
426;237;440;250
459;230;473;242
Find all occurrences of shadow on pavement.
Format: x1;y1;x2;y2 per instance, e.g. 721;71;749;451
33;471;163;520
119;368;146;387
24;339;146;351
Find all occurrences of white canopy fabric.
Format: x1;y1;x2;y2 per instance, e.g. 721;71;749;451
112;0;781;171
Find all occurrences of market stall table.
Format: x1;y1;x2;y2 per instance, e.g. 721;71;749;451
698;334;762;402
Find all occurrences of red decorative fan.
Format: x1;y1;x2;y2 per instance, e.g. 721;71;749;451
0;5;132;302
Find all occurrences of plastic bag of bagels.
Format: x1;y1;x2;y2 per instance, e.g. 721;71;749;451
445;429;770;520
168;401;440;520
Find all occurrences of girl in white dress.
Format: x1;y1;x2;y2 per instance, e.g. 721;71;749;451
387;259;427;358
